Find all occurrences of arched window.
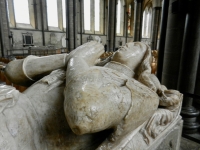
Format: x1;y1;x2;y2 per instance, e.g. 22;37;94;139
142;6;152;38
62;0;66;28
116;0;121;34
7;0;35;28
46;0;66;31
83;0;104;34
13;0;30;24
47;0;58;27
84;0;91;31
95;0;100;31
116;0;124;36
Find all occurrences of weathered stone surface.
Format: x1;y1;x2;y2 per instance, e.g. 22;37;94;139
155;119;182;150
109;117;183;150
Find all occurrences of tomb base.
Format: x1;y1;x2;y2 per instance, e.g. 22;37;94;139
113;116;183;150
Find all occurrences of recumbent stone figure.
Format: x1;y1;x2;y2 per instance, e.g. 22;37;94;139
0;41;182;149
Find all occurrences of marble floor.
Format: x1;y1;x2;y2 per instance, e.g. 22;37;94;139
180;137;200;150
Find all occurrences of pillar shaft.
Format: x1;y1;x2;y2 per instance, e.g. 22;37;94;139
150;7;161;50
191;0;200;99
157;0;169;81
107;0;117;52
178;1;200;100
0;0;11;57
40;0;45;46
66;0;77;52
169;0;200;134
179;0;200;134
133;0;142;41
161;0;186;89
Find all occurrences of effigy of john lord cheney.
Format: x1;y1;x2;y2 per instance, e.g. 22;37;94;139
0;41;183;150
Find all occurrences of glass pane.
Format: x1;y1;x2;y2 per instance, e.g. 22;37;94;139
47;0;58;27
95;0;100;31
62;0;66;28
116;0;121;34
13;0;30;24
84;0;91;30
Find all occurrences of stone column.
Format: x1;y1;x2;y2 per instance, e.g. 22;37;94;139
66;0;77;52
79;0;84;45
161;0;186;89
0;0;11;57
150;0;162;50
40;0;46;46
178;0;200;134
133;0;142;42
106;0;117;52
157;0;169;81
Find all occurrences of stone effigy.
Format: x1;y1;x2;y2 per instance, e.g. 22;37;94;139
1;41;182;150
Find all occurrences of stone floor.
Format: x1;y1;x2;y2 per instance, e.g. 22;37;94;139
180;137;200;150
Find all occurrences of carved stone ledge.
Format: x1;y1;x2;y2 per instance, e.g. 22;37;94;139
105;116;183;150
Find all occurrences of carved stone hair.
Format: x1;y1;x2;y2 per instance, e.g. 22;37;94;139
135;43;152;77
135;43;155;91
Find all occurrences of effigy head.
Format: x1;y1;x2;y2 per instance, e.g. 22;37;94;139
111;42;150;71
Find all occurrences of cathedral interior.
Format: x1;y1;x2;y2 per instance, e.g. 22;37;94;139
0;0;200;149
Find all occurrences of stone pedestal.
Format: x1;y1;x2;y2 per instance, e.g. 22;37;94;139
110;116;183;150
181;106;200;134
154;119;182;150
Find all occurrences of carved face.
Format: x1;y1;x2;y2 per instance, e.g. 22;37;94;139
111;42;147;70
